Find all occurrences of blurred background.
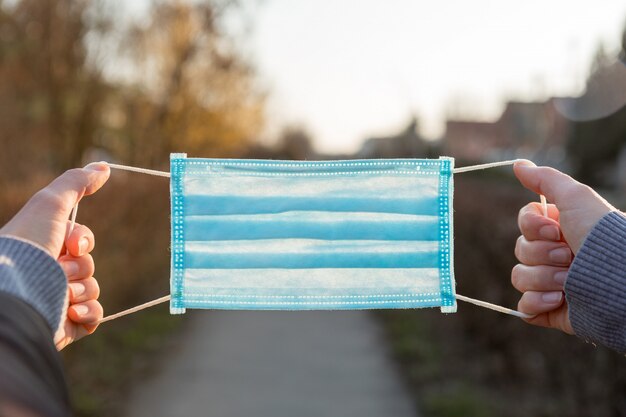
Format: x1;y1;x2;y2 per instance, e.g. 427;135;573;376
0;0;625;416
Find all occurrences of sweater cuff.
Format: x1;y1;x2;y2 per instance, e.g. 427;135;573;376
0;236;67;334
565;211;626;353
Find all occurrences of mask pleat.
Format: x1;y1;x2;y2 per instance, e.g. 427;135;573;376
183;195;440;216
184;212;439;241
184;239;439;269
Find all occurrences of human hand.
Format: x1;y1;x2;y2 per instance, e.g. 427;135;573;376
0;164;110;349
511;160;614;333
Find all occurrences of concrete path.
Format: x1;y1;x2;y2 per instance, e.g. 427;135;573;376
125;311;418;417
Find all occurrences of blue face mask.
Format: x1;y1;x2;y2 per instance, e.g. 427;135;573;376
169;153;456;314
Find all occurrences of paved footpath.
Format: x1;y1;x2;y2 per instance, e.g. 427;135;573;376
125;310;418;417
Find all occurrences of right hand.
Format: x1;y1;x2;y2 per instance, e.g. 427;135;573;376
511;160;615;333
0;163;110;349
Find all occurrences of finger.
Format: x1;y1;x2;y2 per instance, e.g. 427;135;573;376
517;290;564;315
514;161;587;211
64;223;95;257
515;237;573;266
518;203;561;242
514;160;615;254
520;304;574;334
68;277;100;304
33;163;110;218
68;300;103;332
511;264;568;292
58;254;94;280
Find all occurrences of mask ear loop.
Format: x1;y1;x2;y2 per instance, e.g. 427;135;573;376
540;194;548;217
98;295;171;323
452;159;539;320
455;294;533;319
65;163;172;324
66;203;79;256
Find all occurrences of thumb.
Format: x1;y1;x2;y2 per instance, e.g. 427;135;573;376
42;163;110;217
513;160;584;212
0;163;110;257
513;160;614;252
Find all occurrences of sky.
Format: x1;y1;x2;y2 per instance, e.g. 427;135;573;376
123;0;626;154
249;0;626;153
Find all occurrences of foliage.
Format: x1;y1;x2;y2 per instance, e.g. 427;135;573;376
0;0;264;181
111;0;265;166
0;1;265;415
0;0;107;177
567;29;626;187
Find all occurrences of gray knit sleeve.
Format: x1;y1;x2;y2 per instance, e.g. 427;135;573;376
565;211;626;353
0;236;67;333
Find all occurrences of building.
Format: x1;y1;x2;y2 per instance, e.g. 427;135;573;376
443;99;570;167
357;118;435;159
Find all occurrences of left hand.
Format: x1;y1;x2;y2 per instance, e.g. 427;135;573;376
512;201;574;334
0;163;110;349
512;161;614;334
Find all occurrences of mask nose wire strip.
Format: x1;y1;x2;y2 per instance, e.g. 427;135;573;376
67;160;538;324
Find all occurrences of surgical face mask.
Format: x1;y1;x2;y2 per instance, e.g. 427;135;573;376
169;153;456;314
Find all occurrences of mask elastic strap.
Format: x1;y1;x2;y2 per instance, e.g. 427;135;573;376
455;294;532;319
452;158;541;320
98;295;171;323
68;160;541;324
452;159;524;173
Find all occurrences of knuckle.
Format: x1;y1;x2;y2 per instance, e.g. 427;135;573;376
517;206;529;230
82;225;95;238
83;254;95;277
543;167;561;177
60;168;89;192
511;264;523;289
560;181;586;201
33;189;65;211
518;212;534;234
64;168;87;181
90;301;104;319
519;291;536;308
514;236;525;262
65;168;81;176
517;297;528;312
75;222;92;234
91;279;101;299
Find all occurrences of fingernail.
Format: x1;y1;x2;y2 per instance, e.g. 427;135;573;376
79;238;89;255
515;159;537;168
69;282;86;298
549;247;571;264
84;162;108;171
539;225;560;241
554;271;568;286
61;261;79;278
541;291;563;303
73;304;89;315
